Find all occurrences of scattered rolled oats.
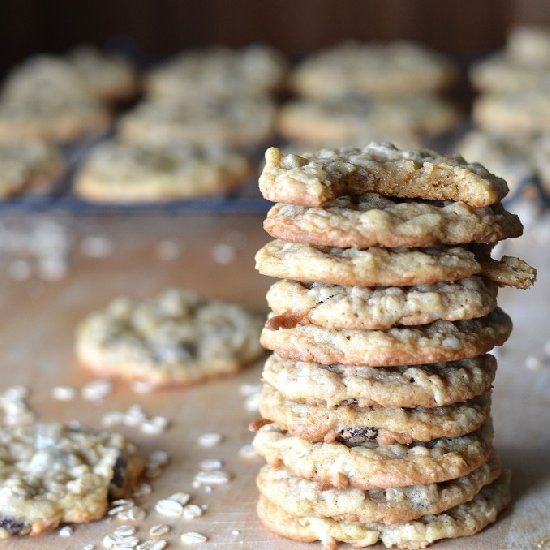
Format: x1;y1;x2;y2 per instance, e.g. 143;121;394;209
180;531;208;545
133;482;152;498
83;544;96;550
103;534;116;548
232;530;240;536
155;498;184;518
166;492;191;505
238;443;259;460
141;415;169;435
149;524;170;537
199;458;223;471
194;470;230;485
52;385;77;401
81;379;113;401
182;504;203;519
138;541;168;550
197;432;222;447
211;242;235;265
59;525;74;537
114;525;137;537
526;355;542;370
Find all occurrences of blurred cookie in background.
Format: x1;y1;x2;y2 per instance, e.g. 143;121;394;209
0;56;110;143
290;41;456;99
145;44;287;99
0;140;64;198
119;95;276;149
67;46;138;104
278;95;459;146
75;139;252;201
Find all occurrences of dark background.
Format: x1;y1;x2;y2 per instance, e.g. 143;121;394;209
2;0;550;72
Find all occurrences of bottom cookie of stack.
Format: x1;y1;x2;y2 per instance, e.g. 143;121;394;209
257;473;510;549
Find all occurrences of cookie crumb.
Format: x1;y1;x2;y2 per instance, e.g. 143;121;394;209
525;355;542;370
211;243;235;265
59;525;73;537
180;531;208;544
82;379;113;401
52;385;77;401
197;432;222;447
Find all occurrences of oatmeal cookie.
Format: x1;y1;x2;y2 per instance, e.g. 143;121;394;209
260;308;512;366
259;144;508;207
264;195;522;247
257;473;510;549
252;422;494;489
0;423;144;538
262;354;497;409
259;383;491;444
265;278;498;330
77;289;264;387
257;454;501;524
75;140;252;201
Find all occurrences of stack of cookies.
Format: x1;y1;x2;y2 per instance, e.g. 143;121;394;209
252;143;536;549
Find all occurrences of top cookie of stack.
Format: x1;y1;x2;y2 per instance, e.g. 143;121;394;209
252;142;536;549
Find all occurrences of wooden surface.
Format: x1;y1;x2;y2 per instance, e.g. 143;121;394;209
0;212;548;550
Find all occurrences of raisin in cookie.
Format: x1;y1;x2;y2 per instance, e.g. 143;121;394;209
257;453;500;524
265;278;498;330
264;195;522;248
77;289;264;387
263;354;497;408
257;473;510;549
260;308;511;366
259;383;491;444
75;140;252;201
0;423;144;538
252;422;494;490
259;144;508;207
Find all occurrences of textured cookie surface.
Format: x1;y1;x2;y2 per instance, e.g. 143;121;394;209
259;383;491;444
257;473;510;549
261;308;511;366
277;95;459;144
257;454;501;524
264;195;522;248
75;140;252;201
256;240;482;287
119;95;275;148
253;423;494;490
290;41;455;98
0;423;144;538
266;278;498;330
259;144;508;207
77;289;264;387
263;354;497;408
0;140;64;198
145;45;286;98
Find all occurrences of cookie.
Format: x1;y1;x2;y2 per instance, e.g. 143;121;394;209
76;289;264;387
259;383;491;444
290;41;456;98
477;254;537;290
119;95;276;148
263;195;522;247
0;56;110;143
473;90;550;136
277;95;459;145
257;453;501;524
0;423;144;538
252;422;494;490
75;140;252;201
262;354;497;409
256;240;482;287
259;144;508;207
265;278;498;330
257;473;510;549
0;140;64;198
145;45;287;98
68;46;137;103
260;308;511;367
456;130;535;193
